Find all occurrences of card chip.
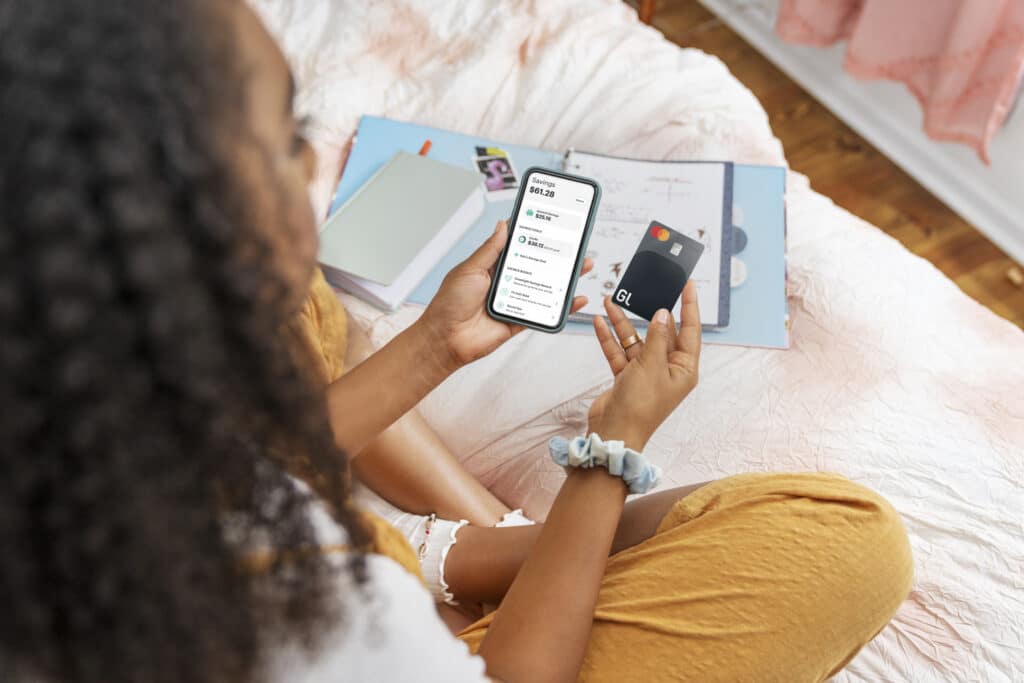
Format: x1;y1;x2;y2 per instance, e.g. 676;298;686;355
670;242;683;256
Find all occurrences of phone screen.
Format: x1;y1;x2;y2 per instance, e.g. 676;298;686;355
489;169;599;330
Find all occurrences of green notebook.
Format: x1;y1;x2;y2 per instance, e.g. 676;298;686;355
318;151;484;309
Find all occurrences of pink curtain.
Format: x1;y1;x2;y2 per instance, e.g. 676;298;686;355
776;0;1024;163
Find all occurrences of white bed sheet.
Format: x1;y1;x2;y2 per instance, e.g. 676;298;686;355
253;1;1024;679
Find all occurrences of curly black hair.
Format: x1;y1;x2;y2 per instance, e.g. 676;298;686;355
0;1;370;682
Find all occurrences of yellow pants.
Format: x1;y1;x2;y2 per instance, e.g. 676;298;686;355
295;272;913;682
456;472;912;682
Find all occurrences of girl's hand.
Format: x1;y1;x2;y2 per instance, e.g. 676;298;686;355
587;281;701;450
419;220;592;370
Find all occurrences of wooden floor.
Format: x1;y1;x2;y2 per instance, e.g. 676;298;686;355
632;1;1024;329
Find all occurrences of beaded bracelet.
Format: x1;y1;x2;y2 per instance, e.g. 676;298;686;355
416;513;437;564
548;433;662;494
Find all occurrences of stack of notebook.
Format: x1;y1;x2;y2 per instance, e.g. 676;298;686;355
318;151;484;310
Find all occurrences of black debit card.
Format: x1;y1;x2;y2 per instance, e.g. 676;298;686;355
612;221;704;321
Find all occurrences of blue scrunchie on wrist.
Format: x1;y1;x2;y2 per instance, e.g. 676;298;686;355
548;433;662;494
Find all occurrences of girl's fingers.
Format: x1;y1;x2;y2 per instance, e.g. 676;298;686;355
467;220;509;272
603;296;643;361
593;315;628;375
581;257;595;276
664;304;679;350
639;308;673;365
676;280;701;362
569;295;588;314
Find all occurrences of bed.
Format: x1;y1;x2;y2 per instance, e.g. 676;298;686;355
253;1;1024;680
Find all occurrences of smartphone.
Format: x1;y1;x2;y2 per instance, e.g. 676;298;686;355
486;167;601;332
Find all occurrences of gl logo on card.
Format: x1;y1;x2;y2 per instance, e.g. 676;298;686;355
614;289;632;306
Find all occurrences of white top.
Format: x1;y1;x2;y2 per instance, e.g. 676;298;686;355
269;553;489;683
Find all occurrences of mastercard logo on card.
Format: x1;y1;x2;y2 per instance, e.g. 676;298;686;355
650;224;671;241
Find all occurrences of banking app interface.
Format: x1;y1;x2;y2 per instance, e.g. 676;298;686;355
493;172;595;327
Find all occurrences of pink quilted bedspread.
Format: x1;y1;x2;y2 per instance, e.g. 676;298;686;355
253;0;1023;679
776;0;1024;163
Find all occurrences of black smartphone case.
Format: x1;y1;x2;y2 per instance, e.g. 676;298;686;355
612;221;704;321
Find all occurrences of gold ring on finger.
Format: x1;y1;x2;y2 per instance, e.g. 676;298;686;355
620;333;642;351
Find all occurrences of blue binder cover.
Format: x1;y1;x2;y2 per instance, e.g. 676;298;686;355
329;116;788;349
